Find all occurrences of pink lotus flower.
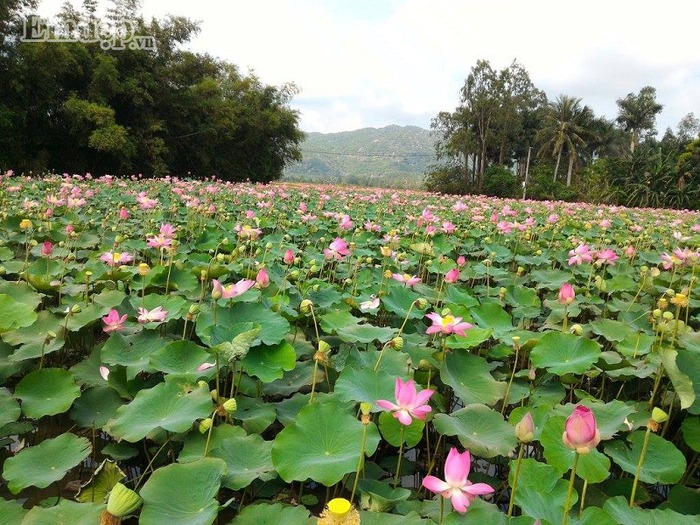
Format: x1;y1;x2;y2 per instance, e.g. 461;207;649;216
377;377;434;426
338;214;353;230
283;249;295;265
425;312;472;336
40;241;54;257
99;366;110;381
212;278;255;300
324;238;350;260
137;306;168;324
159;223;176;237
100;251;133;267
562;405;601;454
444;268;459;284
422;448;495;513
392;273;421;287
256;267;270;288
119;207;129;220
147;233;173;249
197;362;215;372
102;309;127;332
596;248;618;266
457;256;466;267
558;283;575;305
567;244;593;266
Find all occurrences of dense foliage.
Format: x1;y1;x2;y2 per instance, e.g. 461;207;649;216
426;60;700;210
0;0;303;181
0;172;699;524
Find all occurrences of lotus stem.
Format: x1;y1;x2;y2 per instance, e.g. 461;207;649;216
562;451;579;525
629;425;652;507
507;442;525;517
393;425;406;489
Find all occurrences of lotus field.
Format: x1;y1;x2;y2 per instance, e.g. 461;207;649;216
1;173;700;525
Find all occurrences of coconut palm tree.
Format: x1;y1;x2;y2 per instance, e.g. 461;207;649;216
536;95;594;186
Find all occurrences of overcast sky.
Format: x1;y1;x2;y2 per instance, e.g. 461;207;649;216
38;0;700;134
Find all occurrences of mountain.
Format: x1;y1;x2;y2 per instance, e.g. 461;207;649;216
283;124;437;188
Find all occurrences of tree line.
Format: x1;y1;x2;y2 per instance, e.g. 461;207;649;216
425;59;700;210
0;0;304;182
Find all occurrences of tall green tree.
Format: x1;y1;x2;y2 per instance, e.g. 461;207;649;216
536;95;594;186
615;86;663;153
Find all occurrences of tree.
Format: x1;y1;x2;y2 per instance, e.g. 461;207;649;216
536;95;594;186
615;86;663;153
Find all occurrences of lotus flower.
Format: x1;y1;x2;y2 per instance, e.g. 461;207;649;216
212;278;255;299
392;273;421;287
377;377;434;426
137;306;168;324
562;405;601;454
102;309;127;332
324;238;350;260
558;283;575;305
425;312;472;336
422;448;495;513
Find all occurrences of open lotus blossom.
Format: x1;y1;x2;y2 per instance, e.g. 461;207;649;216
359;296;380;311
567;244;593;266
377;377;434;426
102;309;127;332
212;278;255;299
324;238;350;260
392;273;421;287
596;248;618;265
444;268;460;284
422;448;495;513
425;312;472;336
146;233;173;249
137;306;168;324
100;251;134;266
562;405;601;454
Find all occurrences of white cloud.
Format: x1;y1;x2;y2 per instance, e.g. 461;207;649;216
35;0;700;133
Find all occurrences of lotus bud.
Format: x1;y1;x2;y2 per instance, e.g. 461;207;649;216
197;380;208;388
299;299;313;315
528;367;536;381
499;287;507;299
562;405;601;454
558;283;575;305
198;418;213;434
649;267;660;278
223;398;237;414
71;303;82;314
483;258;492;267
390;336;404;351
188;304;200;316
515;412;535;443
289;269;300;281
106;482;143;518
200;269;208;281
138;263;150;276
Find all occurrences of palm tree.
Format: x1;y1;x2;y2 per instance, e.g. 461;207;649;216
616;86;663;153
536;95;594;186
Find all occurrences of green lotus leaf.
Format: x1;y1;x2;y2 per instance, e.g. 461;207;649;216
334;366;399;409
308;287;343;308
240;340;296;383
272;401;380;486
343;347;411;376
149;340;212;376
140;458;226;525
0;497;27;525
70;386;125;428
444;285;479;308
105;378;212;442
662;484;700;515
530;332;601;375
15;368;81;419
681;416;700;452
197;302;289;347
604;430;686;484
676;347;700;414
274;392;348;427
101;331;164;379
0;293;37;333
603;495;700;525
432;404;516;458
211;326;261;364
234;396;277;434
4;310;64;362
75;459;126;504
179;423;247;463
469;303;513;335
659;346;696;410
20;500;105;525
357;479;411;513
440;351;506;406
589;318;634;342
360;510;435;525
615;332;654;358
2;432;91;494
0;281;42;309
382;286;422;319
226;502;310;525
540;416;611;483
210;434;275;490
444;327;492;349
378;411;424;447
507;458;570;525
0;388;20;428
262;360;317;397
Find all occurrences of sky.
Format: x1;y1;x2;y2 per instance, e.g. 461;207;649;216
37;0;700;134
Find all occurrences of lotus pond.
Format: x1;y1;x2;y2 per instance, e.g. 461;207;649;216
0;173;699;525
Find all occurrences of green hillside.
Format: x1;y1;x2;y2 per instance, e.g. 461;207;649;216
283;125;436;188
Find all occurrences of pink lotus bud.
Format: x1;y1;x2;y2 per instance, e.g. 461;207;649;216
119;207;129;220
515;412;535;443
65;224;74;234
558;283;575;305
283;249;294;265
256;267;270;288
444;268;459;284
40;241;54;257
456;256;466;267
562;405;601;454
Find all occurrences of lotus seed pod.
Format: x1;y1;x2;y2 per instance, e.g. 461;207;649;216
657;298;668;310
649;267;660;278
71;304;82;314
106;482;142;518
318;340;331;354
383;270;392;279
390;336;404;351
570;324;583;335
652;308;662;319
265;242;273;250
223;398;237;414
360;402;372;416
198;418;213;434
216;253;225;262
483;259;492;267
299;299;313;314
441;307;452;317
662;311;674;321
138;263;150;276
222;237;229;245
188;304;200;315
415;298;429;310
289;269;300;281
